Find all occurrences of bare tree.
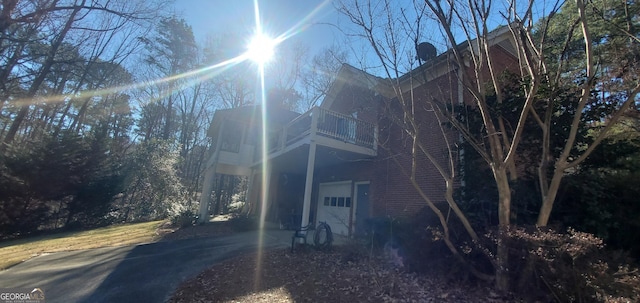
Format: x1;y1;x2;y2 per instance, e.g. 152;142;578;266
0;0;165;147
338;0;640;292
300;45;347;110
138;16;198;141
337;0;494;282
202;33;255;109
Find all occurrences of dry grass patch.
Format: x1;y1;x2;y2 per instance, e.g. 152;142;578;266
0;221;164;270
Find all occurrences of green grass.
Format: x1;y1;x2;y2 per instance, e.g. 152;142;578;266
0;220;164;270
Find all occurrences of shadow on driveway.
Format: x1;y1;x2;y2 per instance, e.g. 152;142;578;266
0;229;292;303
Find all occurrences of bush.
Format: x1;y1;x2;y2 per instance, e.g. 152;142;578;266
507;226;640;302
359;208;468;275
171;209;195;227
361;212;640;302
227;197;245;214
227;215;259;232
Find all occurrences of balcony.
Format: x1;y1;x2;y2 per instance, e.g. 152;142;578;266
258;107;377;163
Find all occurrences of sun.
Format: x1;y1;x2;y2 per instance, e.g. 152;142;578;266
247;33;276;64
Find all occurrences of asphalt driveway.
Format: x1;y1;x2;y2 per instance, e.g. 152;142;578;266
0;229;292;303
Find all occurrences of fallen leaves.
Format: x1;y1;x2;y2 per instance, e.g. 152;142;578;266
168;247;514;303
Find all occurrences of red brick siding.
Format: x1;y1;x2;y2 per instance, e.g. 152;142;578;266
372;71;461;219
320;44;519;221
327;84;380;125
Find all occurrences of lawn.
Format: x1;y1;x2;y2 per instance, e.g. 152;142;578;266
0;220;164;270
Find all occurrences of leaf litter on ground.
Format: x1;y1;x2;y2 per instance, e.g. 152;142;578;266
168;246;515;303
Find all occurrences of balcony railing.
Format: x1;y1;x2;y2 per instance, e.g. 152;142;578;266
263;107;377;157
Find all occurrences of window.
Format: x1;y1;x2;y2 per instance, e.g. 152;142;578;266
323;196;353;208
221;120;243;152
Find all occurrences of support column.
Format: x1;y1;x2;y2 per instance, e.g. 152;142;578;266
198;121;225;224
198;167;216;223
242;169;256;215
301;142;317;229
259;161;272;229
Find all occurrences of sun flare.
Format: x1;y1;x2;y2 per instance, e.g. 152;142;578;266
247;33;276;64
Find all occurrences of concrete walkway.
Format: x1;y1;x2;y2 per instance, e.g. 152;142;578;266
0;229;293;303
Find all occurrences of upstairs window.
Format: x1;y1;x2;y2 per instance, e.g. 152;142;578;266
220;120;243;152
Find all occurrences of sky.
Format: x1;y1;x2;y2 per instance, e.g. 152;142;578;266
169;0;445;79
172;0;344;57
169;0;555;79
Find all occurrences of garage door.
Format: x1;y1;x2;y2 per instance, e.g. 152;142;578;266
316;181;352;236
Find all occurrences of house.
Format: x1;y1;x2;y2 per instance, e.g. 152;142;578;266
198;25;519;237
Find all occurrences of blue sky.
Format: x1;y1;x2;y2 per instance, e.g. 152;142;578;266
170;0;555;78
172;0;343;56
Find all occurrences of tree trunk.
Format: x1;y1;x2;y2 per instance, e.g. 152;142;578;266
3;3;82;145
493;166;512;292
536;167;565;226
69;96;92;133
0;42;26;112
212;175;224;216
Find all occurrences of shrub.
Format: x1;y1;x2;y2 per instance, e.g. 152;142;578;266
507;226;640;302
359;208;467;275
227;195;245;214
171;209;195;227
228;215;259;232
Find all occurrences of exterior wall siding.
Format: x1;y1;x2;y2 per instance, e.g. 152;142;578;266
264;43;519;228
368;44;520;221
370;70;460;220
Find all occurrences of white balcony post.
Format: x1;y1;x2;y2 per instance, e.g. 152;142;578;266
198;167;215;223
300;108;319;231
310;107;319;140
300;142;317;231
259;161;272;229
281;126;287;150
242;168;256;214
374;125;379;152
198;121;225;224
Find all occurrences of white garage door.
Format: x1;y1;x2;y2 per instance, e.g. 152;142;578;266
316;181;352;236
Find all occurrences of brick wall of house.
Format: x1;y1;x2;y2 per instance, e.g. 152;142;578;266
326;83;381;125
318;70;460;221
372;44;520;220
317;43;520;222
371;70;460;220
461;44;521;106
313;82;380;222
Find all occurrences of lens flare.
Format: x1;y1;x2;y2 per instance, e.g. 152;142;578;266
249;0;332;291
247;33;276;64
8;2;330;291
253;0;267;290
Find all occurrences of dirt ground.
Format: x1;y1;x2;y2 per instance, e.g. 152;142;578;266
167;244;512;303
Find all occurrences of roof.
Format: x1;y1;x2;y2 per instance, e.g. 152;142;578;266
321;63;389;109
320;24;518;107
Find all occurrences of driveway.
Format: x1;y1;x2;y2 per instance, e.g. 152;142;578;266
0;229;292;303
